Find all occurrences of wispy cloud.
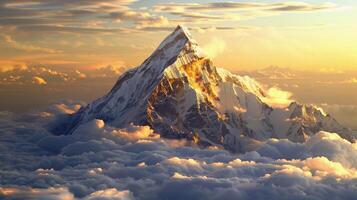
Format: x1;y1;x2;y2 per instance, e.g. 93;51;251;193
267;2;336;12
107;10;169;28
0;1;339;35
154;2;337;12
1;34;61;53
202;37;226;59
316;78;357;85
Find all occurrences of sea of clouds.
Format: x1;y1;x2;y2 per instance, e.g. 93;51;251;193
1;101;357;200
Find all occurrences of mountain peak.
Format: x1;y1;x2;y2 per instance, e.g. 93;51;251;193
156;25;196;51
64;27;354;151
174;25;192;39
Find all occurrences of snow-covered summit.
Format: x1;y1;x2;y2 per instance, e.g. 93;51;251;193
64;25;354;151
157;25;194;49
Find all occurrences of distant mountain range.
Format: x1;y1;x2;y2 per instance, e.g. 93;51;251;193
61;25;354;152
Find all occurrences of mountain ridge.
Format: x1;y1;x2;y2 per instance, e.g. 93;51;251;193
63;25;354;151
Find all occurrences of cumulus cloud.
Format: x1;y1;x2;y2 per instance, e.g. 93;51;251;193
262;86;294;108
111;124;159;141
32;76;47;85
51;102;83;115
88;188;135;200
0;64;127;86
75;70;87;79
234;74;294;108
0;65;70;85
0;187;74;200
0;62;28;73
0;101;356;199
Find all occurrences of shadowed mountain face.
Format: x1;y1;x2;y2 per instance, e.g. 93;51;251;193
64;25;354;152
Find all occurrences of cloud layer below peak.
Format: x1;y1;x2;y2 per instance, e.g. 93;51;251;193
1;101;357;199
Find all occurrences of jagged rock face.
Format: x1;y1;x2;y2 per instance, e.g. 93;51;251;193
147;58;230;145
66;25;354;151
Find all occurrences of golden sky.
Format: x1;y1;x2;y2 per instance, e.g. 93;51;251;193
0;0;356;73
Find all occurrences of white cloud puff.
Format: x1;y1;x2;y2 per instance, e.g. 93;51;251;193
202;38;226;59
32;76;47;85
1;65;70;85
262;86;294;108
88;188;135;200
1;102;357;200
